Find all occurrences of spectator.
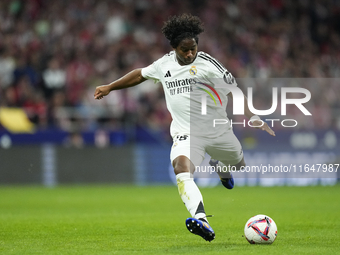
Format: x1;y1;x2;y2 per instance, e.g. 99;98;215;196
42;57;66;99
0;0;338;133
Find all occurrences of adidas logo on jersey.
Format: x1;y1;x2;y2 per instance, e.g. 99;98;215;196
164;70;171;77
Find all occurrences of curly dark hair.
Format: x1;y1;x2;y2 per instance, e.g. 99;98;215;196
161;13;204;48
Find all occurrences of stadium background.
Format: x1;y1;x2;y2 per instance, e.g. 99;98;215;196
0;0;339;186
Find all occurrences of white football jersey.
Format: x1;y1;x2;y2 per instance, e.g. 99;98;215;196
141;51;237;137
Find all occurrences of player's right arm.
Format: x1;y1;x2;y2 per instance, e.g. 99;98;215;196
94;68;147;100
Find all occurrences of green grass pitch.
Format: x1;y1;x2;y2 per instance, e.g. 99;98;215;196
0;184;339;254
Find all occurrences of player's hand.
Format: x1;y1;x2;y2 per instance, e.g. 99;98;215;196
94;85;111;100
252;120;276;136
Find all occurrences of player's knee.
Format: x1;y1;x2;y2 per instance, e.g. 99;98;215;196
172;156;192;175
173;162;190;175
174;166;188;175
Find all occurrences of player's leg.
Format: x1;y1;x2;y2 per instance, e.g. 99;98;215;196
207;131;245;189
173;155;215;241
170;135;215;241
172;155;207;221
209;156;245;189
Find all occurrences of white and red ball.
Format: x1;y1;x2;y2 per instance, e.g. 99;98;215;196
244;214;277;244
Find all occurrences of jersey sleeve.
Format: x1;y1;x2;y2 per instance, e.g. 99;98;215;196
208;59;237;87
220;69;237;95
141;61;160;83
199;52;237;95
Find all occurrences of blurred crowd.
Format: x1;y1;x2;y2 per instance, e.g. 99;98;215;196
0;0;339;137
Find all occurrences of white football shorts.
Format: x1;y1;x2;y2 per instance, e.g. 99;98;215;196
170;130;244;167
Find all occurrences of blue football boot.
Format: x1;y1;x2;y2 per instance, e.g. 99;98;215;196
185;218;215;242
209;159;234;189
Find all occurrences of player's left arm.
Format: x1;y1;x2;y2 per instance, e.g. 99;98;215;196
228;93;275;136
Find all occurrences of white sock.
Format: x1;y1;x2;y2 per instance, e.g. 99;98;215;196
176;172;207;221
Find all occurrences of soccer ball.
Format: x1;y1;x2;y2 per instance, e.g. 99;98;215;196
244;214;277;244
